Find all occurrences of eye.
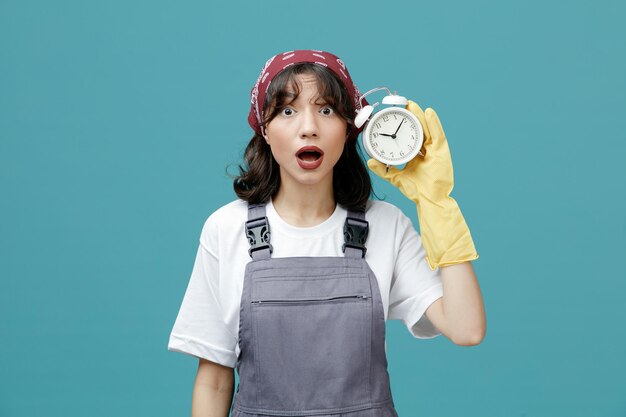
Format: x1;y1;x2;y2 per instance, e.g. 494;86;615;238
280;107;294;116
320;106;335;116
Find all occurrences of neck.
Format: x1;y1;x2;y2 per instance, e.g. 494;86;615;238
272;175;336;228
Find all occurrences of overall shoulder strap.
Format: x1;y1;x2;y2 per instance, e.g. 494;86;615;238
245;202;272;260
343;208;369;259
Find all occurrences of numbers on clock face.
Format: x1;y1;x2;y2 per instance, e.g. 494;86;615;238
368;109;421;162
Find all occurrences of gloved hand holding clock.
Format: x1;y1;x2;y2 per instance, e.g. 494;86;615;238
365;99;479;270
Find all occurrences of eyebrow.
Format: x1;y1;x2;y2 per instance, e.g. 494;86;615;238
281;92;328;104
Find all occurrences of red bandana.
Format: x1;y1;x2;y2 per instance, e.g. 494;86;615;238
248;50;369;139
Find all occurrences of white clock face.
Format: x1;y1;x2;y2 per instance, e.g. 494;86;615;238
364;107;423;165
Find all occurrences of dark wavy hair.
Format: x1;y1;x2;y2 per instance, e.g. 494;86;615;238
232;62;372;211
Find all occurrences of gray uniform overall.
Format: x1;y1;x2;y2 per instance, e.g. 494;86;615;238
231;202;399;417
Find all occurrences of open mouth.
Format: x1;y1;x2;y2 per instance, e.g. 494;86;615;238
296;146;323;162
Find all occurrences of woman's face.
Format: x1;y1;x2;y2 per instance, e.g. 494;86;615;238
263;73;348;189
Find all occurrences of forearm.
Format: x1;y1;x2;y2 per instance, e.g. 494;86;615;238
191;376;234;417
440;261;486;345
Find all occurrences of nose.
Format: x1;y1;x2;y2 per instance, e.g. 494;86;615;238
298;107;318;139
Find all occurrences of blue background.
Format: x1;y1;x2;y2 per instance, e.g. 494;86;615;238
1;0;625;416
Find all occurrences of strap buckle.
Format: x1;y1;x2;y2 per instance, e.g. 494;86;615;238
245;216;273;257
342;216;369;257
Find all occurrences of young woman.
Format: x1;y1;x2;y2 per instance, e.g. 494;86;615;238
168;50;486;417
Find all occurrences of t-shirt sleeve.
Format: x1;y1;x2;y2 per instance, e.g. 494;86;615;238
387;211;444;339
167;216;238;367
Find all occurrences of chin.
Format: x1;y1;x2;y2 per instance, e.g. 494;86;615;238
294;174;329;186
284;169;333;187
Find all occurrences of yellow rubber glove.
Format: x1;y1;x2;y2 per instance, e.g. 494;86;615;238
367;100;478;270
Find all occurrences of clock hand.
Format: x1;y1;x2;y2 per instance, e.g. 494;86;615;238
378;120;405;139
392;119;405;136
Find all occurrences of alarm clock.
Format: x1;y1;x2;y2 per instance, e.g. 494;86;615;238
355;87;424;166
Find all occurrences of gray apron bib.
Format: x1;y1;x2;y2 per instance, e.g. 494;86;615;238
231;202;399;417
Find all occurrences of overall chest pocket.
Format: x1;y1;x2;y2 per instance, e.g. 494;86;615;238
251;291;373;411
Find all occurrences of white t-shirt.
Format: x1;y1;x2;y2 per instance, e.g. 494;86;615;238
168;198;444;368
